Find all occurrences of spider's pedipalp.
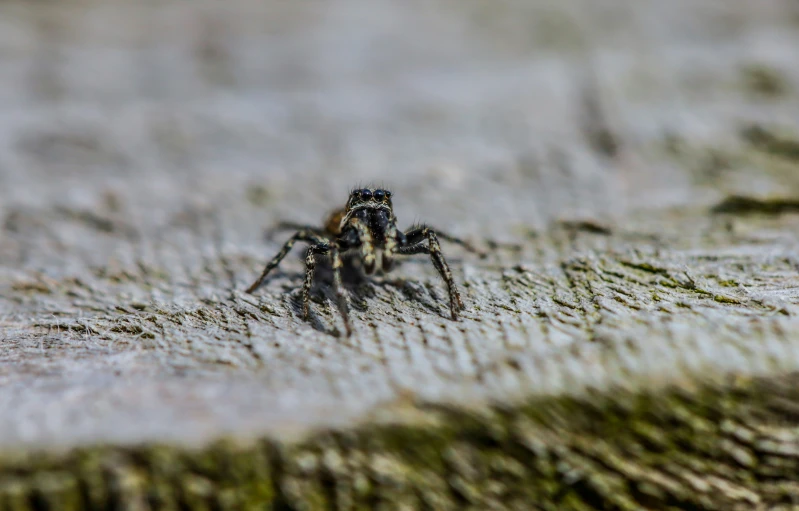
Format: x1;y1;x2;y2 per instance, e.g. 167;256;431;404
349;217;376;274
381;216;399;272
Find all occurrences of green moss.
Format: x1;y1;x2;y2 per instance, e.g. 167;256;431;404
740;63;791;99
740;124;799;162
618;260;671;277
370;422;455;474
30;472;83;511
246;185;273;207
713;294;741;304
710;195;799;215
1;376;799;509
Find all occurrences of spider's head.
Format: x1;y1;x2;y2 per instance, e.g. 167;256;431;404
346;188;393;213
340;187;395;235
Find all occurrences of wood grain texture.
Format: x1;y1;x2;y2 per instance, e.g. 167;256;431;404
1;0;799;508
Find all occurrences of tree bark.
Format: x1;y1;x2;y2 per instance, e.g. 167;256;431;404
1;1;799;509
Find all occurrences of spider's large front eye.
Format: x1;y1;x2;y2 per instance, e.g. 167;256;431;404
361;189;373;201
373;189;385;201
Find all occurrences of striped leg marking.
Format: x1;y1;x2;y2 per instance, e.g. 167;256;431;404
427;229;464;316
398;228;464;319
302;243;330;319
330;243;353;336
403;225;483;257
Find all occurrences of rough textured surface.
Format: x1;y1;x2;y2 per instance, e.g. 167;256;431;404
2;0;799;508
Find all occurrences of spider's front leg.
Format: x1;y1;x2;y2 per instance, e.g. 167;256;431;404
301;242;330;319
253;233;351;335
397;227;465;319
329;242;353;336
246;229;327;294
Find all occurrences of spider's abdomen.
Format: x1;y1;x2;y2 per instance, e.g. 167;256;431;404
324;208;347;236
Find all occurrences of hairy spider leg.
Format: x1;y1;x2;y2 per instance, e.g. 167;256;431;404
266;222;327;240
350;217;377;274
398;227;464;319
329;243;353;336
406;225;484;257
302;243;331;319
246;230;327;293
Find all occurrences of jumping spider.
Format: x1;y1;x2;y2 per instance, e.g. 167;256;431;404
246;187;480;336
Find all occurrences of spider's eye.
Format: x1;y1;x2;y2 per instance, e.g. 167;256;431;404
361;189;373;201
385;190;392;199
373;189;385;201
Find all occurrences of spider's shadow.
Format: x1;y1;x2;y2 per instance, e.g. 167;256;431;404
286;254;446;333
284;254;367;325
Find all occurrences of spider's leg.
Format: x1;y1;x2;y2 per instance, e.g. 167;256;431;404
329;242;353;336
403;226;484;257
246;230;326;293
266;222;325;241
302;243;330;319
398;228;464;318
396;244;428;256
350;217;376;274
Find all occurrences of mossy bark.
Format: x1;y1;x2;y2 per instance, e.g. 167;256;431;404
3;376;799;510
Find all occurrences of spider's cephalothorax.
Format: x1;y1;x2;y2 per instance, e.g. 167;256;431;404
246;187;479;336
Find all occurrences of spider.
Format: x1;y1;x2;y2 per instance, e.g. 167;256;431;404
245;187;481;336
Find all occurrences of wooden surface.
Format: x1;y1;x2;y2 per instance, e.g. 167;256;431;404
2;1;799;508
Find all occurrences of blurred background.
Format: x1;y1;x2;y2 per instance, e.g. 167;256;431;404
1;0;797;242
1;0;799;450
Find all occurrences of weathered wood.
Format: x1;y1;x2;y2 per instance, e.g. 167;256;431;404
1;0;799;508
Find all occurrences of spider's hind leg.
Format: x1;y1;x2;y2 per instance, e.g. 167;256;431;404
266;222;325;241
